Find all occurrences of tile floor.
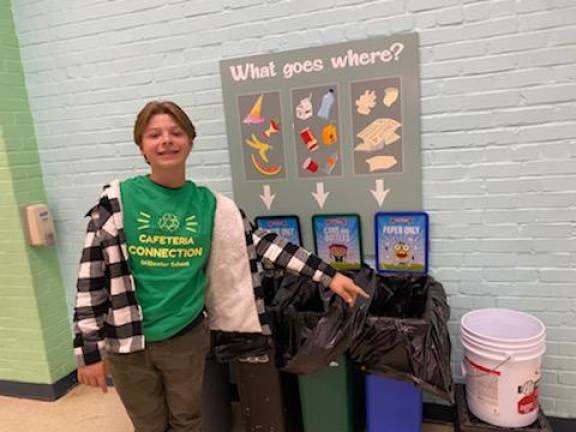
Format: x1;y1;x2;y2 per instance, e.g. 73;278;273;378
0;384;454;432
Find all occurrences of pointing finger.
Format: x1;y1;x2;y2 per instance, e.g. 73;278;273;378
350;284;370;299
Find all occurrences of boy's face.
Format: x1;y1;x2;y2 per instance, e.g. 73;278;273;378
140;114;192;170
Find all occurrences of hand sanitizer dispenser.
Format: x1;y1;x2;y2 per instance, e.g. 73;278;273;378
23;204;55;246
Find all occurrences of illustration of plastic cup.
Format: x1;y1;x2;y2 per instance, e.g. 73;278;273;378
323;153;339;175
300;127;318;152
302;157;319;173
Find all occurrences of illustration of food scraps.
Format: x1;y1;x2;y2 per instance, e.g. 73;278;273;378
239;93;286;179
264;120;280;138
243;94;265;124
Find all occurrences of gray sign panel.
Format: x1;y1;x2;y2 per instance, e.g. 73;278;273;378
220;33;422;253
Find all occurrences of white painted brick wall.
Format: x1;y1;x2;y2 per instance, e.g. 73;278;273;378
11;0;576;418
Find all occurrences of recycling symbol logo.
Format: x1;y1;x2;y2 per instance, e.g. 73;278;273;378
158;213;180;233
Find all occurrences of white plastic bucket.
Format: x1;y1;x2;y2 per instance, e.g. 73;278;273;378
461;326;545;352
460;309;546;428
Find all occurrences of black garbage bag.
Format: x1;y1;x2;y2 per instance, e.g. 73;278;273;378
270;267;375;375
260;268;286;307
210;331;272;363
209;269;283;363
348;270;454;402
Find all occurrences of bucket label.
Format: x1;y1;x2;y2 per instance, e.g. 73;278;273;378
517;379;539;415
465;356;500;408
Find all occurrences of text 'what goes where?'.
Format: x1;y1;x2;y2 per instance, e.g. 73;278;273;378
228;43;405;81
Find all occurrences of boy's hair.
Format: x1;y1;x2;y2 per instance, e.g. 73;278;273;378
133;101;197;147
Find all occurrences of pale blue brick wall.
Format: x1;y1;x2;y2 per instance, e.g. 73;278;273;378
11;0;576;417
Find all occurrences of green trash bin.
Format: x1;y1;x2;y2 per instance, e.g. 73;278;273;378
297;356;364;432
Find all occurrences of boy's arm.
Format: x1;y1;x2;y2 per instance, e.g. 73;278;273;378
245;213;369;304
250;222;337;288
73;216;109;367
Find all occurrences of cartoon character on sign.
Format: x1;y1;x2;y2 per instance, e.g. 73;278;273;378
383;238;419;266
393;241;412;265
329;244;348;262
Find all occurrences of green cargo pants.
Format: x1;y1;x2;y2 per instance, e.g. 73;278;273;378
107;319;210;432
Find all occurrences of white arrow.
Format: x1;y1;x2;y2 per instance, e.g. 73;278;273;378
259;185;276;210
311;182;330;208
370;179;390;207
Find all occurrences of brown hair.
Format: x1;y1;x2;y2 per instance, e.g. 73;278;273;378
133;100;196;147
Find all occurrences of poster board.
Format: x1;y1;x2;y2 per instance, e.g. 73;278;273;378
255;215;303;246
312;214;363;270
375;212;429;274
220;33;422;253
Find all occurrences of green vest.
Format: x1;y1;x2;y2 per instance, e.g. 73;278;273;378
120;175;216;342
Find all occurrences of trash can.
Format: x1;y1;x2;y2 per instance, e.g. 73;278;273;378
297;356;364;432
366;374;422;432
233;353;302;432
203;269;300;432
265;270;369;432
262;266;452;432
349;271;454;402
202;354;233;432
270;271;367;375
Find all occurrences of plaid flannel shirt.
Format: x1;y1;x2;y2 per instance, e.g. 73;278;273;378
73;181;336;366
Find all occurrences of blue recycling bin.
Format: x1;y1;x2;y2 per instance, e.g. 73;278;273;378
366;375;422;432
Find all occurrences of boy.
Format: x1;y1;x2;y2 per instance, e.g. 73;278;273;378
73;100;368;432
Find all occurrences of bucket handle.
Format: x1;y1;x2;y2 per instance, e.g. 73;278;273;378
462;355;512;378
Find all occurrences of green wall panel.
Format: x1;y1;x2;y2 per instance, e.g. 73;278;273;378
0;0;75;385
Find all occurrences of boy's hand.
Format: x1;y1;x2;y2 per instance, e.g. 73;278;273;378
77;361;109;393
328;273;370;306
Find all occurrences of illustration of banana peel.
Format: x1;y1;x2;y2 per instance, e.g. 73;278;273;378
245;134;282;176
245;134;272;163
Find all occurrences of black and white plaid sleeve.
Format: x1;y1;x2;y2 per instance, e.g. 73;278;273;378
252;226;336;288
73;215;109;366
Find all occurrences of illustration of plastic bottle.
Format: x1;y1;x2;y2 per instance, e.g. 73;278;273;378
317;89;335;120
